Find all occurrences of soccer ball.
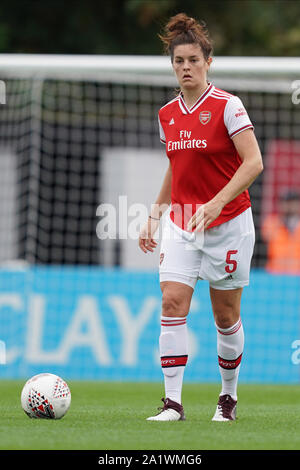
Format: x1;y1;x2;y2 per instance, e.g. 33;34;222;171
21;373;71;419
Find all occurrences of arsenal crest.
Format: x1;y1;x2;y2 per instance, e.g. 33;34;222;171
199;111;211;125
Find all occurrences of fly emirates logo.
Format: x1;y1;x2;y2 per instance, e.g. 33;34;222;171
167;130;207;152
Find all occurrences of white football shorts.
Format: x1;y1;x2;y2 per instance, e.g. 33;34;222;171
159;207;255;290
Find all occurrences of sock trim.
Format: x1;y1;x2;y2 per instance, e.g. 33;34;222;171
161;318;187;327
216;318;242;336
161;355;188;368
218;353;243;370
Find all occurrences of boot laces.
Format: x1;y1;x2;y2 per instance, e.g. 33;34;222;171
218;395;235;419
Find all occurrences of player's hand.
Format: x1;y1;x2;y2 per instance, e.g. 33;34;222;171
138;217;159;253
187;200;223;232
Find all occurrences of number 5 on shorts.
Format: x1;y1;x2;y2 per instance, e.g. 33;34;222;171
225;250;238;273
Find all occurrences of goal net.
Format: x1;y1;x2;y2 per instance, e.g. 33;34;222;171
0;54;299;383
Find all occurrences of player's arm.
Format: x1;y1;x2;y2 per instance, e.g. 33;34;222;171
187;129;263;232
214;129;263;206
139;161;172;253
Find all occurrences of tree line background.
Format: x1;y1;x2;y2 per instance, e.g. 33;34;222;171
0;0;299;56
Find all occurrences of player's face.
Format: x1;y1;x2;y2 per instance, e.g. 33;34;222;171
172;43;212;91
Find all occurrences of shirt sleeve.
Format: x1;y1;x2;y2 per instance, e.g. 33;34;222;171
158;114;166;144
224;95;254;138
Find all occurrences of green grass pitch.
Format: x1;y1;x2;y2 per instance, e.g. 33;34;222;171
0;381;300;450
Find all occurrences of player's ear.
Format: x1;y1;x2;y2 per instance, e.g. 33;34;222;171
207;57;213;68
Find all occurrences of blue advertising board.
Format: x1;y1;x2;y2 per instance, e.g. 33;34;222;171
0;267;299;383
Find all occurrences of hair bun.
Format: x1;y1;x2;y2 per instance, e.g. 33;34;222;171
159;13;213;60
168;16;196;33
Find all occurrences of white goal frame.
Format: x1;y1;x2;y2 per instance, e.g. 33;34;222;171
0;54;299;92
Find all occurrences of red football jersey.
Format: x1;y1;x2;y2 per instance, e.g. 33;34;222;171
158;83;254;230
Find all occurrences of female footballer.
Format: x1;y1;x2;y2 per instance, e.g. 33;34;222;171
138;13;263;421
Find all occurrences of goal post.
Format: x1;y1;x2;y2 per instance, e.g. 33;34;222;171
0;53;299;86
0;54;299;265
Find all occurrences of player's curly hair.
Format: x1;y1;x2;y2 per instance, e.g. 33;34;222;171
159;13;213;62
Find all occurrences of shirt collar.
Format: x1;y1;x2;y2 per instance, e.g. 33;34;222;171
179;83;214;114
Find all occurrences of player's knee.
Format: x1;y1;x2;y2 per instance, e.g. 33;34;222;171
214;309;239;329
161;291;187;317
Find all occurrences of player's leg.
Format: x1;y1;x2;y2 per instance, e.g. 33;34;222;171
210;287;243;421
147;216;200;421
200;208;255;421
160;281;193;405
147;281;193;421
